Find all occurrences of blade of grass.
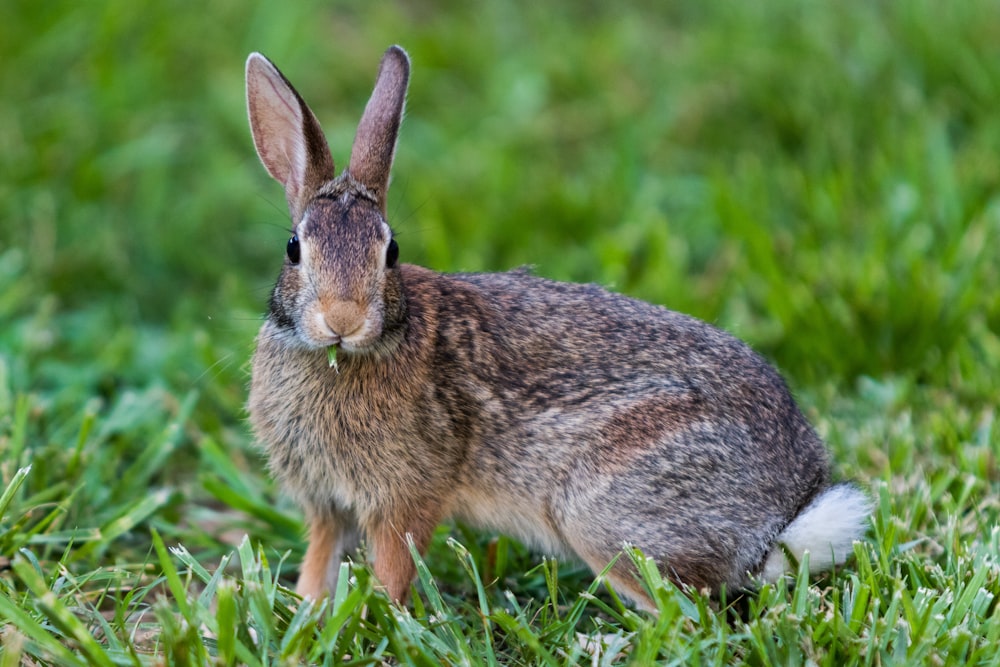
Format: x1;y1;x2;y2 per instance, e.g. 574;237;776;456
65;406;97;479
6;394;30;470
215;579;238;666
0;465;31;523
150;527;190;618
447;536;498;667
72;489;171;562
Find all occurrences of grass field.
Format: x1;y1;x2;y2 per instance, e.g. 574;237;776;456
2;0;999;664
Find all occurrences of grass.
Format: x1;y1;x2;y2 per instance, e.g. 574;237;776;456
2;0;999;663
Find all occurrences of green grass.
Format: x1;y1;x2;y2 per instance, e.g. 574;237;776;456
2;0;999;664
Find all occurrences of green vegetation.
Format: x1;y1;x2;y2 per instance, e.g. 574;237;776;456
2;0;999;663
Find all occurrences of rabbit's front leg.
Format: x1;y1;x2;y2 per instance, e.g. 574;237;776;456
369;510;440;603
296;507;361;600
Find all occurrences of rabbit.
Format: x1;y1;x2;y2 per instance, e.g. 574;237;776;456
244;45;871;611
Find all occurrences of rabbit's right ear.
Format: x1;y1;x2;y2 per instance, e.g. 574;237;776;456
347;46;410;216
246;53;335;222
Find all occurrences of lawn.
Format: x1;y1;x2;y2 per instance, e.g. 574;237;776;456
1;0;999;664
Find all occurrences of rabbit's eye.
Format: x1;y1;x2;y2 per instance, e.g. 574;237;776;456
386;238;399;268
286;235;301;264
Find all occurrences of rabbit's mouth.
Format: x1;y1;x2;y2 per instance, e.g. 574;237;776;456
335;330;379;354
312;321;382;355
306;304;374;346
296;302;401;358
323;319;407;361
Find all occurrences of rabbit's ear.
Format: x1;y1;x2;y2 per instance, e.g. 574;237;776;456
246;53;335;221
347;46;410;215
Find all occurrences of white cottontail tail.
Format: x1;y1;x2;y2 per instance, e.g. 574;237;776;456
245;45;870;610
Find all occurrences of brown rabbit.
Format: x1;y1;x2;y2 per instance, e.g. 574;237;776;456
245;45;870;611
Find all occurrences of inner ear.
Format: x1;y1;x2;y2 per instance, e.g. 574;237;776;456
347;46;411;215
246;53;336;221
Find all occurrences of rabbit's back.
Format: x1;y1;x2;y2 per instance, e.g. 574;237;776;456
434;266;827;476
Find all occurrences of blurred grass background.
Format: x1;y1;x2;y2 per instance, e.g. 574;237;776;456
5;0;999;394
1;0;999;662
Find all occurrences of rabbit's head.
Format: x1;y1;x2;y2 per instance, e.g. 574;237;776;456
245;47;410;357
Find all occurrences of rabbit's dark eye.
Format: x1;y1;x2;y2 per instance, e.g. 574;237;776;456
286;235;301;264
386;238;399;268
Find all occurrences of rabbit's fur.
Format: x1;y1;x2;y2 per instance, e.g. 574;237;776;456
245;46;870;610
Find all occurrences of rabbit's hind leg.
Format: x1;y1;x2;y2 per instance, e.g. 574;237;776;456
567;537;658;612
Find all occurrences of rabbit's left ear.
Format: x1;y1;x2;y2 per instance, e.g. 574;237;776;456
246;53;336;222
347;46;410;215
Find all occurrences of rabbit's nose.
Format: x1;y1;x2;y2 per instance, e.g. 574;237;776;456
319;300;366;338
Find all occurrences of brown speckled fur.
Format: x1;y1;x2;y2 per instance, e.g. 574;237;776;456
244;46;858;610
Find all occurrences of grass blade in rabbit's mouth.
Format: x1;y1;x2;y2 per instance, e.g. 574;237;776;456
327;345;339;372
